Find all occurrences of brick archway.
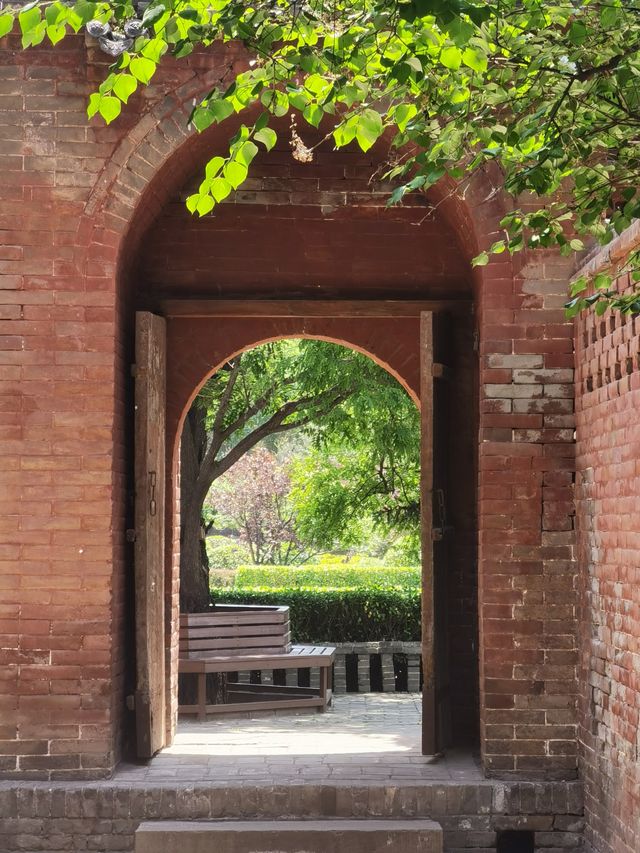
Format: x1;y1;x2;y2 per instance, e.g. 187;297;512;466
53;49;573;778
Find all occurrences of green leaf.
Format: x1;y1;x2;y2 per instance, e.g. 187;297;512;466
98;95;121;124
192;107;214;133
404;56;422;74
254;127;277;151
462;47;487;73
19;6;41;36
142;4;166;27
235;141;259;167
440;46;461;71
356;109;383;153
130;56;156;85
209;99;234;123
211;177;232;202
205;156;225;179
568;21;587;45
0;13;13;39
593;273;611;291
303;103;323;128
224;160;248;189
471;251;489;267
186;193;199;214
569;238;584;252
113;73;137;104
87;92;101;119
196;194;214;216
394;103;417;133
333;117;358;148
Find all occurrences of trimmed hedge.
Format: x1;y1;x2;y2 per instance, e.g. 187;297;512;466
210;586;420;643
233;564;421;589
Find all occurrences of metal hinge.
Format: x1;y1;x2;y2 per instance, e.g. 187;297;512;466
126;694;135;711
126;528;136;543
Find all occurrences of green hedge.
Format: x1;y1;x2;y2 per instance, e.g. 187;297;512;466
233;564;421;590
210;586;420;643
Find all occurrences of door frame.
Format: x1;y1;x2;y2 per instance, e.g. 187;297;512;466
136;298;470;754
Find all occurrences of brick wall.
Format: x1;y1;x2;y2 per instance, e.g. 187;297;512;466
476;248;579;780
1;32;582;784
575;230;640;852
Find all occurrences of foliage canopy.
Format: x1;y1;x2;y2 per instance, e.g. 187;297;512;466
4;0;640;311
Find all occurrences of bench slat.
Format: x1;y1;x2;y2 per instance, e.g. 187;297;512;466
181;624;288;639
181;633;292;651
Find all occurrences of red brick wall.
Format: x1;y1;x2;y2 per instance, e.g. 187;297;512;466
1;34;580;782
476;249;579;780
575;243;640;851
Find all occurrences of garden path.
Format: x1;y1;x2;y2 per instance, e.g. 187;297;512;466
116;694;481;784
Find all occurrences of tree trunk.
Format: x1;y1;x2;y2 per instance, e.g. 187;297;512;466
180;407;210;613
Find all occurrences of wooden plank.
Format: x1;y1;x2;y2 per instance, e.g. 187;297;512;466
203;697;325;714
227;684;318;697
179;649;334;674
134;311;167;759
181;632;292;651
420;311;436;756
180;610;288;626
161;299;470;319
181;624;289;640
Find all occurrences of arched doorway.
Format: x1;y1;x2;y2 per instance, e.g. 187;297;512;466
131;300;477;760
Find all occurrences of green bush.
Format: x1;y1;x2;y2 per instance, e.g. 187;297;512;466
233;564;421;590
210;586;420;643
206;536;251;571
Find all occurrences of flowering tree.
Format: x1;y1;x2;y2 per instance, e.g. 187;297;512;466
206;447;311;565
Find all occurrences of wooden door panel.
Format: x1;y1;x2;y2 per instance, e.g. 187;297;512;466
421;311;452;755
134;311;167;759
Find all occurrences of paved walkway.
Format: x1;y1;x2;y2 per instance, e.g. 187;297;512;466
116;694;481;784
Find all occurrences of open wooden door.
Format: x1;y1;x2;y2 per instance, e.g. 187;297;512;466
421;311;452;755
134;311;167;759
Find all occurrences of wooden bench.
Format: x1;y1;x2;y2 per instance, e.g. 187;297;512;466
179;605;335;720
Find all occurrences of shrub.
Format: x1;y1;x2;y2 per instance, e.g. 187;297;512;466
233;564;421;590
206;535;251;571
210;586;420;643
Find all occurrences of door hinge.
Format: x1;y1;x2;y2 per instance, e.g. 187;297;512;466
126;694;135;711
126;528;136;543
473;331;480;352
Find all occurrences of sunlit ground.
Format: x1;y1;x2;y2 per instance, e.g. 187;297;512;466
116;694;481;784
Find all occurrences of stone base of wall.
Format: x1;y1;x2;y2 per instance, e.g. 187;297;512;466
0;780;584;852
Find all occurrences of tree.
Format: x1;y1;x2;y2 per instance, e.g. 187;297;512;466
4;0;640;312
179;339;416;610
206;446;312;566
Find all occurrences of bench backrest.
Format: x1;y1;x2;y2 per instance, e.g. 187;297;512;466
180;605;292;659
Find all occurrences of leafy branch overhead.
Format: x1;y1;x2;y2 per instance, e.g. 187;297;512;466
5;0;640;310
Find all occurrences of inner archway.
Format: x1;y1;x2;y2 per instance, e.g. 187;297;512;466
175;336;421;735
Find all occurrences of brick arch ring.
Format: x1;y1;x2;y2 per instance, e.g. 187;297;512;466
72;57;514;295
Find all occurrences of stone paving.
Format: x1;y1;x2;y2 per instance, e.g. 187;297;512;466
116;694;482;784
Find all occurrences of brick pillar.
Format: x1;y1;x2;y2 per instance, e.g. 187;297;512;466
477;253;578;780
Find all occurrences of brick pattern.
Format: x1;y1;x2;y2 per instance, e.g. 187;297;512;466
0;32;582;787
0;779;584;852
575;269;640;853
477;253;578;780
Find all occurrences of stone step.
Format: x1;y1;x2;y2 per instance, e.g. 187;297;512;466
135;819;443;853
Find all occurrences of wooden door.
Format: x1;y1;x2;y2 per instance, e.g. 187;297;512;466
420;311;452;755
134;311;167;759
